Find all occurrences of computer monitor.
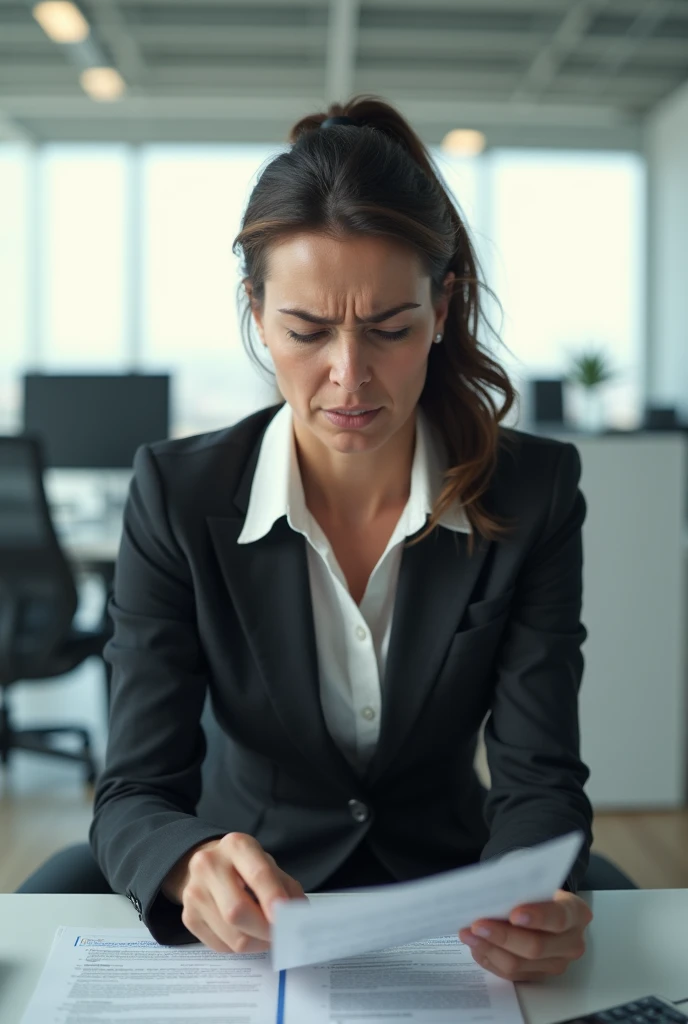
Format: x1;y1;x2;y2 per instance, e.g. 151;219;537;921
22;373;170;469
530;379;565;427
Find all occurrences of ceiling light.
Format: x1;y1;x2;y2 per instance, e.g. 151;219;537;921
441;129;486;157
33;2;89;44
79;67;126;102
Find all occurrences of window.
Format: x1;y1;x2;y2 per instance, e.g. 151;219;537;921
0;144;30;431
40;145;128;368
0;141;647;437
140;145;283;435
487;150;646;429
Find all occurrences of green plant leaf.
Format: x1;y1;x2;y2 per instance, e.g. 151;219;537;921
566;349;616;388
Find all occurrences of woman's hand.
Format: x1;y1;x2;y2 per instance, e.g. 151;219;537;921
458;889;592;981
165;832;307;954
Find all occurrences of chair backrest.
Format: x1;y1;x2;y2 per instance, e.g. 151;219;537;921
0;435;78;684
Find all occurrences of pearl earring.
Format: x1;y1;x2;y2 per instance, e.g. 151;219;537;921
434;333;443;344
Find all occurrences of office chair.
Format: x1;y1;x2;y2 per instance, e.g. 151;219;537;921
0;436;111;784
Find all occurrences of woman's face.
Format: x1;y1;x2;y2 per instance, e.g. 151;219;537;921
250;231;453;456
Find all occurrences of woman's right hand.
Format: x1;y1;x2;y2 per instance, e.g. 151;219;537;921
162;832;308;953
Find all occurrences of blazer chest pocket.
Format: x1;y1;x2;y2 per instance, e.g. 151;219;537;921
439;589;516;683
462;586;516;630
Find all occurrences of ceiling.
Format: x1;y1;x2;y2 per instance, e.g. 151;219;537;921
1;0;687;149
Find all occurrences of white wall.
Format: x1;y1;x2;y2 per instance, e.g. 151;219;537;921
646;79;688;420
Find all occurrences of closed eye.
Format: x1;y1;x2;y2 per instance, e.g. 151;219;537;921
286;328;411;343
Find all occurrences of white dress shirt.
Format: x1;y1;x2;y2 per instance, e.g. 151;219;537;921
237;403;471;775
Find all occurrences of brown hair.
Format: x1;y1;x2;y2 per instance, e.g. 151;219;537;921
233;95;517;553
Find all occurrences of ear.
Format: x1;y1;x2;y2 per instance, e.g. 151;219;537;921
434;271;455;335
244;278;266;343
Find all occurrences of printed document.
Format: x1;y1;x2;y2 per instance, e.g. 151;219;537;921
283;934;525;1024
20;927;282;1024
19;832;582;1022
272;829;583;969
20;928;524;1024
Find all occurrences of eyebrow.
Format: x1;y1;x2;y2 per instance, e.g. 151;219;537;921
277;302;422;325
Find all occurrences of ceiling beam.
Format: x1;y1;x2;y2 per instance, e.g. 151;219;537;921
4;25;688;70
365;0;688;11
509;0;602;101
0;109;34;142
1;0;686;9
4;24;688;64
326;0;360;104
0;92;640;127
87;0;147;89
580;0;671;98
89;25;325;51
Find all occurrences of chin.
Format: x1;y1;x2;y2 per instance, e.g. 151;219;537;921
324;428;389;455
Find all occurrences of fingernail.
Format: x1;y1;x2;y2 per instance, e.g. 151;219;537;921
473;926;491;938
513;912;530;926
463;933;479;947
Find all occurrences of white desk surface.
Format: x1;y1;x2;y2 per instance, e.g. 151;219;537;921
1;890;687;1024
58;527;121;565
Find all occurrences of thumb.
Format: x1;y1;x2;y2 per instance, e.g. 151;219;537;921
281;872;308;901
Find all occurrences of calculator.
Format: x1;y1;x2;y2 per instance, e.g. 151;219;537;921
553;996;688;1024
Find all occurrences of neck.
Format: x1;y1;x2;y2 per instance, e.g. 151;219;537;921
293;411;416;528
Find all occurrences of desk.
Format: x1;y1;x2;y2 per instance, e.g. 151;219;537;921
1;891;687;1023
57;522;121;573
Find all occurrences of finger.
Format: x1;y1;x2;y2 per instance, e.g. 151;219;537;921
223;834;290;925
193;904;269;955
205;861;272;945
181;901;234;953
459;922;585;962
507;891;591;933
278;871;309;902
188;841;272;943
464;938;570;981
260;872;309;935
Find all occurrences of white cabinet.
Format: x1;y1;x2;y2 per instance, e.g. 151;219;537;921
570;433;687;808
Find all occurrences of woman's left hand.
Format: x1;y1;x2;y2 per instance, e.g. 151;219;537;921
458;890;593;981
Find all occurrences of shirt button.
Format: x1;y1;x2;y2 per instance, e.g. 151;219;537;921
360;706;376;720
355;625;367;641
348;799;369;823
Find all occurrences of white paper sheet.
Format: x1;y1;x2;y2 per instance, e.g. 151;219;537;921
272;830;583;970
19;926;283;1024
19;926;523;1024
284;933;525;1024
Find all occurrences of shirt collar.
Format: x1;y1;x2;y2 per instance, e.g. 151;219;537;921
237;402;471;545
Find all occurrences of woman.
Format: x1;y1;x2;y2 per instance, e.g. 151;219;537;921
88;97;594;982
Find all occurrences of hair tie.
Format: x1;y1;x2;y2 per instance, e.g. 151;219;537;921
321;115;358;128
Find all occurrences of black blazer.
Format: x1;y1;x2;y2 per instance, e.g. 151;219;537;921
90;402;593;945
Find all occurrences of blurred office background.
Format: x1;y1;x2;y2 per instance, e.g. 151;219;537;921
1;0;687;892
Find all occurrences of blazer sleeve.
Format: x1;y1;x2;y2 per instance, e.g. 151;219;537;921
89;443;227;945
479;442;594;894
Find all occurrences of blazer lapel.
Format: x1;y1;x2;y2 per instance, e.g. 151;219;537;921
363;526;490;786
206;417;360;796
207;515;363;796
207;411;491;794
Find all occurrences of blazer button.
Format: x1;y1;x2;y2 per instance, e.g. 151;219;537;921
348;799;369;823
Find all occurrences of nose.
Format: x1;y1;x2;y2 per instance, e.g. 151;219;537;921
328;334;372;392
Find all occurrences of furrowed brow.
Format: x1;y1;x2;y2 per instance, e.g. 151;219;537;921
277;302;421;325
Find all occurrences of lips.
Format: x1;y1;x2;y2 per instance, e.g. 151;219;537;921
326;408;380;414
323;407;382;428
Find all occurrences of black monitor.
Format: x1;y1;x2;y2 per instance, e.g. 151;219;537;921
530;378;564;426
22;373;170;469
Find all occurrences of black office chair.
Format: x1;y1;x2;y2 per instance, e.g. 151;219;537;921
0;435;112;784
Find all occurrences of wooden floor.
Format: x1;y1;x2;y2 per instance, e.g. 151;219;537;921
2;753;687;893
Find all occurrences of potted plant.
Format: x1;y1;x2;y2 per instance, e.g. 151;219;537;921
566;348;617;433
